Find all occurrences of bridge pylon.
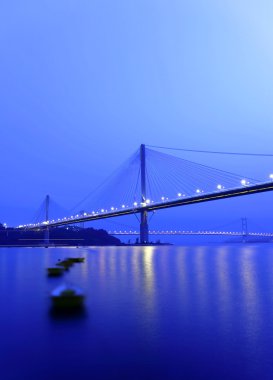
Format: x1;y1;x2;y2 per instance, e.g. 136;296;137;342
140;144;149;243
241;217;248;243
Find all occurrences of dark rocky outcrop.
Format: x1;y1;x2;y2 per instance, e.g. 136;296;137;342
0;226;121;246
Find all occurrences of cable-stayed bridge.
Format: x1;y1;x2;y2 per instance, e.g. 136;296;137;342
21;144;273;243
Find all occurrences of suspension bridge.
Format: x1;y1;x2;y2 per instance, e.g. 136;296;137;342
20;144;273;243
108;231;273;237
107;218;273;238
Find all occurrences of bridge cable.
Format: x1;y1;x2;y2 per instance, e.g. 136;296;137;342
147;145;273;157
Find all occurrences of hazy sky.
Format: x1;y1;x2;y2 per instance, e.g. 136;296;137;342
1;0;273;230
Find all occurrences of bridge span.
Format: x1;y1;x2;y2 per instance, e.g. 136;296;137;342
21;144;273;243
25;180;273;229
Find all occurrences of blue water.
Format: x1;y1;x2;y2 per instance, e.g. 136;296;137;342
1;244;273;380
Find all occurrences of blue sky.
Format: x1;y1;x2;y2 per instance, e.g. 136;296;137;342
1;0;273;231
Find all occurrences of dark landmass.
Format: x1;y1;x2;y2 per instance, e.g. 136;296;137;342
0;224;121;247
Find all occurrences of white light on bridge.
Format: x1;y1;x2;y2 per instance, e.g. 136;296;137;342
122;205;125;208
133;202;137;206
217;184;224;190
146;199;150;204
196;189;201;194
161;196;165;201
177;193;182;197
101;209;104;212
241;179;248;186
269;174;273;180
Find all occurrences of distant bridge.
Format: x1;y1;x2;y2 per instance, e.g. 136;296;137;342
108;230;273;237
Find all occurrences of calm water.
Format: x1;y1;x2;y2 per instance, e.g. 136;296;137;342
1;244;273;380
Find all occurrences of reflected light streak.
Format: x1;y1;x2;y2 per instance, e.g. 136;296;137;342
215;246;232;329
194;246;209;314
142;246;156;297
239;247;261;348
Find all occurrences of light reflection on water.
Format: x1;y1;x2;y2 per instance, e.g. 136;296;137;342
215;246;232;331
1;245;273;379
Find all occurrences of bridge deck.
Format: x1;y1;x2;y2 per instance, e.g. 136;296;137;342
24;181;273;229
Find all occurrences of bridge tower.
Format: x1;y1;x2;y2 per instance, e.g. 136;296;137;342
241;217;248;242
44;194;50;247
140;144;149;243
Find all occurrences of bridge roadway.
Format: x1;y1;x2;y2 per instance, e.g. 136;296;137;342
108;231;273;237
25;181;273;229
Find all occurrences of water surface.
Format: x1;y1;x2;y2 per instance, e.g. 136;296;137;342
1;244;273;379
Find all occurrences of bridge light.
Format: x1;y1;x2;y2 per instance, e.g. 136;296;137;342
196;189;201;193
177;193;182;197
269;174;273;180
111;207;114;211
133;202;137;206
84;212;87;216
217;184;223;190
122;205;125;208
241;179;247;186
146;199;150;204
161;196;165;201
101;209;104;212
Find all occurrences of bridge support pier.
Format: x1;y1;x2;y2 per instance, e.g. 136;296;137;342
44;194;50;247
44;227;50;247
140;144;149;244
140;209;149;244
